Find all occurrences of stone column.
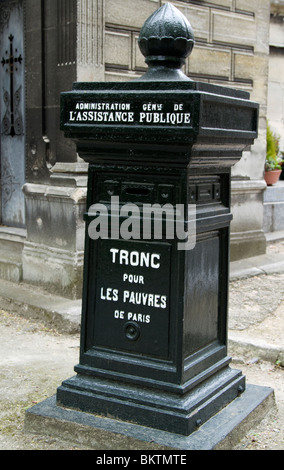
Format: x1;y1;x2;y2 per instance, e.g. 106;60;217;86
22;0;106;297
76;0;105;82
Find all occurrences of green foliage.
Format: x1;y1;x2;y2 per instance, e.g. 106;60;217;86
266;123;283;171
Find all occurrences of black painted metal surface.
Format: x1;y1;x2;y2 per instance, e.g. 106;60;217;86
57;3;258;435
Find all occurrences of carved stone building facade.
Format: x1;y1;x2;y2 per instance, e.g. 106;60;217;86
263;0;284;233
0;0;271;298
268;0;284;152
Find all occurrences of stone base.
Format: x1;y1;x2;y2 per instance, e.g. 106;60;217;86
22;241;84;299
230;230;266;262
263;181;284;233
56;364;245;436
0;226;26;283
22;163;87;299
24;384;274;450
230;179;267;261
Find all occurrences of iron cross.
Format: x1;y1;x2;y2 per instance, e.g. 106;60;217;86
1;34;23;137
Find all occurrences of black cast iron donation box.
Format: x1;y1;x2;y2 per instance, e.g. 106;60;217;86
57;3;258;436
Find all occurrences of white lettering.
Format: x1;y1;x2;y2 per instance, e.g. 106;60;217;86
127;312;151;323
123;273;144;284
174;103;184;111
123;290;130;302
69;110;134;123
151;254;161;269
142;103;163;111
114;310;124;319
184;113;191;124
100;287;118;302
75;102;131;111
120;250;129;265
110;249;160;269
96;455;132;467
123;291;167;308
139;112;191;125
140;454;187;465
70;103;190;126
110;248;119;263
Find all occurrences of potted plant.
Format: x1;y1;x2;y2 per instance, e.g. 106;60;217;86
280;150;284;180
264;123;283;186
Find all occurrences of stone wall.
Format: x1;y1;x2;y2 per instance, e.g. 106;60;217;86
103;0;267;95
264;1;284;235
268;1;284;151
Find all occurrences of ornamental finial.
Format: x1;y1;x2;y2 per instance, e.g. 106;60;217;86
137;3;195;81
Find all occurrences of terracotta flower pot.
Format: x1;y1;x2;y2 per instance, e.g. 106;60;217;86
264;169;282;186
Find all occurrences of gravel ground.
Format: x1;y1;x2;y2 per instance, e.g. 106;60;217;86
229;242;284;332
0;243;283;450
0;311;81;450
0;303;283;451
231;359;283;450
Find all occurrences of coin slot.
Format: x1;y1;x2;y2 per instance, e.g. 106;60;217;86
125;187;150;197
